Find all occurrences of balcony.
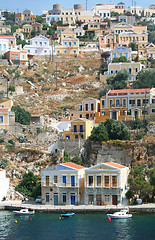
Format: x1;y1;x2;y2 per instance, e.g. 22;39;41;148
42;181;78;187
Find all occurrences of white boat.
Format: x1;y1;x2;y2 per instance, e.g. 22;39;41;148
13;208;35;215
107;209;132;219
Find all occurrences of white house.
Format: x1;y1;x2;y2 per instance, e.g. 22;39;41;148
0;169;10;201
41;162;85;205
0;38;9;55
24;35;53;56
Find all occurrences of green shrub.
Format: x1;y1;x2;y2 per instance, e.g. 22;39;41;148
8;85;15;92
0;138;4;143
11;106;31;125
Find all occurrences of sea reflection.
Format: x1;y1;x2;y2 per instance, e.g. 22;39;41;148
0;211;12;240
111;218;135;240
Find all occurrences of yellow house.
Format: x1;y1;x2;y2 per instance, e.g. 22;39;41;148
15;13;24;23
63;118;93;140
55;35;79;56
95;88;155;123
0;100;15;133
119;31;148;47
108;62;144;82
20;49;28;66
138;43;155;61
112;23;147;35
84;162;129;205
70;97;100;120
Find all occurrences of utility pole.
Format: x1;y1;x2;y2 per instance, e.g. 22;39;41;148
86;0;88;11
143;90;147;134
56;62;57;90
7;78;9;98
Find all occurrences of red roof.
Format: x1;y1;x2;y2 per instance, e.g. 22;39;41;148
0;108;9;111
105;162;126;169
0;35;14;38
0;169;4;171
109;88;150;94
62;162;85;169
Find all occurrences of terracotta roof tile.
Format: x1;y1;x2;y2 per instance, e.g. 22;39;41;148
62;162;85;169
105;162;126;169
109;88;150;94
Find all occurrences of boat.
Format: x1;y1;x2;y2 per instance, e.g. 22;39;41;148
107;209;132;219
61;212;75;218
13;208;35;215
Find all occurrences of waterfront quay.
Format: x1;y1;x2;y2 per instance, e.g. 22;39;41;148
0;201;155;214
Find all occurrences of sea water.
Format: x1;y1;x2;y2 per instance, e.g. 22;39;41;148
0;211;155;240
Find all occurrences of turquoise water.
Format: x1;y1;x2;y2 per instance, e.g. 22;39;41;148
0;211;155;240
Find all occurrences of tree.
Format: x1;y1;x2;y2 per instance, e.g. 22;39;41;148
106;69;129;89
104;119;131;140
11;106;31;125
35;15;45;24
129;42;137;51
89;123;109;142
133;70;155;89
16;172;41;198
101;52;110;62
112;56;128;63
99;62;108;75
31;30;36;37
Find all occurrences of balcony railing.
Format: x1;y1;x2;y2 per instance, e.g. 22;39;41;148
42;181;78;187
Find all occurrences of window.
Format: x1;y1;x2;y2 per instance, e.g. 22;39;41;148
101;99;105;107
85;104;88;111
123;99;126;107
22;55;25;59
91;103;94;111
151;109;155;113
112;176;117;187
57;50;60;53
143;99;148;104
54;175;58;183
97;176;101;186
152;99;155;104
28;50;30;53
69;42;72;47
64;50;67;53
62;176;66;184
88;176;93;186
123;110;126;115
110;70;113;74
74;125;77;132
137;99;141;106
10;40;13;44
104;176;109;187
16;54;18;60
75;135;78;139
129;99;135;105
115;70;118;74
64;41;67;45
135;67;138;73
3;44;6;50
129;76;132;81
46;175;49;186
74;41;76;45
109;99;113;106
12;54;14;58
73;50;76;54
116;99;120;107
35;50;37;53
80;125;83;132
128;68;132;74
102;111;105;116
63;193;66;203
125;52;128;58
113;53;116;58
0;116;3;123
104;195;110;202
46;193;49;202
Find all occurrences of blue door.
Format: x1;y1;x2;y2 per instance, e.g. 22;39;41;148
71;176;75;186
54;193;58;205
71;194;75;205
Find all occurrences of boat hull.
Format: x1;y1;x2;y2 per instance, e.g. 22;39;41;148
13;211;35;215
61;213;75;217
107;214;132;219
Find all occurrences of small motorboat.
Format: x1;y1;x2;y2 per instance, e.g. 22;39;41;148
61;212;75;218
13;208;35;215
107;209;132;219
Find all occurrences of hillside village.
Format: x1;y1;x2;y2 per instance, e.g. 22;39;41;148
0;2;155;206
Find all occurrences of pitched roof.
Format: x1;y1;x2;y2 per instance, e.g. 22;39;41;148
0;35;14;38
105;162;126;169
109;88;151;94
0;169;4;171
0;107;9;111
61;162;85;169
